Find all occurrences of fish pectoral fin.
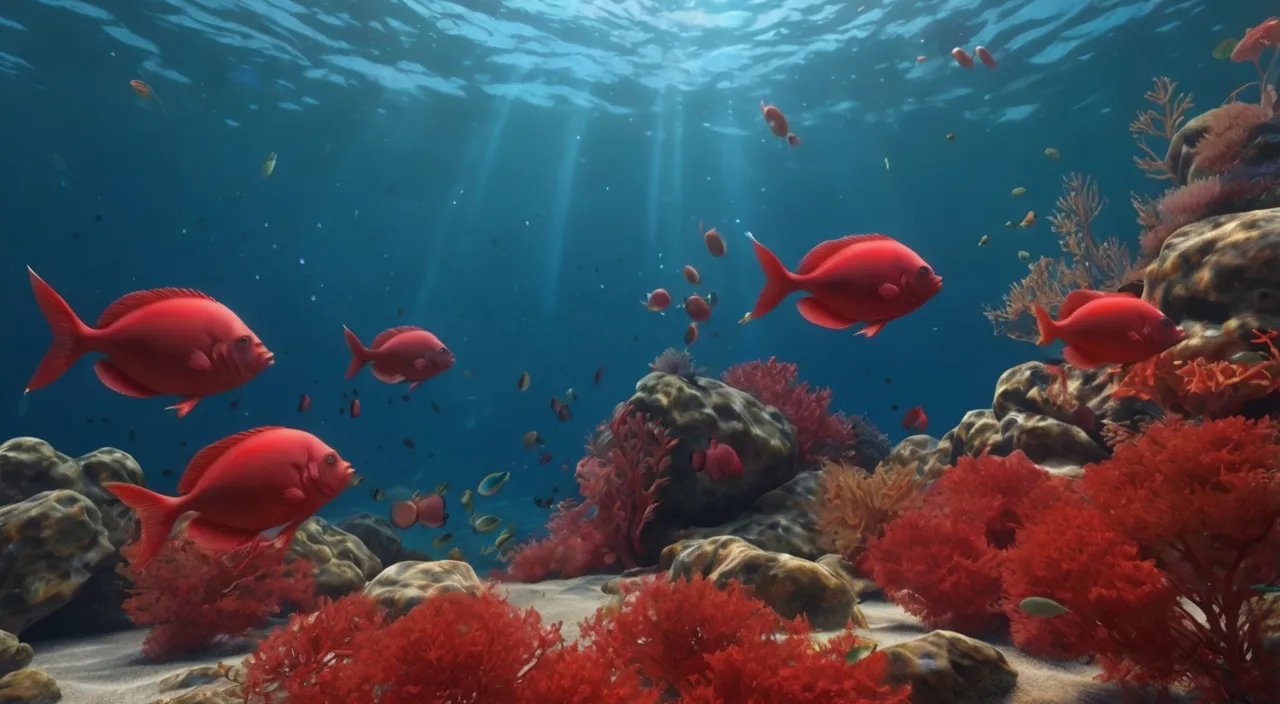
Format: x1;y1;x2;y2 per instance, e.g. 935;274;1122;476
1127;330;1144;343
413;358;428;370
795;297;857;329
269;519;305;551
185;516;262;553
188;350;213;371
165;397;203;418
93;360;159;398
856;320;889;338
877;283;901;299
281;487;306;503
370;364;405;384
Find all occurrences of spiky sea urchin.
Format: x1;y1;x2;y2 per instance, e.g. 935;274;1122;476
649;347;704;377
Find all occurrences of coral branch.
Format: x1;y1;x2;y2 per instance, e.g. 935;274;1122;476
1129;77;1193;181
721;358;855;461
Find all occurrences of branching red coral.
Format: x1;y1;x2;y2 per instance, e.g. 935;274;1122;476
721;357;855;461
1193;102;1270;174
1113;329;1280;418
120;530;315;660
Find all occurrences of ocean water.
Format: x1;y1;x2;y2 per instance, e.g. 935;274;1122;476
0;0;1269;572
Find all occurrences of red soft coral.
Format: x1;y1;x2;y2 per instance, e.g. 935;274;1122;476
1192;102;1269;174
120;531;315;660
1113;329;1280;418
502;500;613;581
722;357;855;461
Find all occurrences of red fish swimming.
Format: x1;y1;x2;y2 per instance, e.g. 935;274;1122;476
642;288;672;311
685;322;698;346
700;221;726;257
692;440;744;482
103;427;354;570
974;46;997;69
298;393;311;413
343;325;454;390
683;265;700;285
760;100;800;146
1033;290;1186;368
413;492;448;528
747;233;943;337
951;48;975;68
684;295;711;322
901;406;928;432
25;268;274;417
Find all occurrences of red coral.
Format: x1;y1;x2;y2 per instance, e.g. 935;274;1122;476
1193;102;1269;174
120;531;315;660
502;404;676;581
1113;329;1280;418
722;357;855;461
865;452;1069;633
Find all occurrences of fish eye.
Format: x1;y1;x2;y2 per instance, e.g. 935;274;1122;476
325;452;337;465
237;335;251;347
440;346;451;355
1159;317;1174;327
917;265;931;277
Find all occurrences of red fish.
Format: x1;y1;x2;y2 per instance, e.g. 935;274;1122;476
685;322;698;346
760;100;800;146
974;46;997;69
916;55;927;63
298;393;311;413
1033;290;1186;369
414;492;448;528
951;47;974;68
692;440;744;482
389;500;417;529
129;79;153;98
343;325;454;391
350;398;361;418
901;406;928;432
25;268;274;417
683;265;701;285
684;295;711;322
539;452;553;465
103;427;354;570
747;233;942;337
642;288;671;311
700;221;727;257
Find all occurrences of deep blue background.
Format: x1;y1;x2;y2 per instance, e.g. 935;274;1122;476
0;0;1270;564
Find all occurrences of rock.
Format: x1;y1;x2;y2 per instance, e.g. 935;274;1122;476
1144;207;1280;340
882;630;1017;704
0;439;145;549
287;517;382;598
1166;109;1215;186
673;470;825;559
156;666;227;693
0;491;115;636
149;682;241;704
337;513;432;566
0;669;60;704
626;372;800;554
363;560;483;619
0;633;31;678
660;536;866;631
848;416;892;471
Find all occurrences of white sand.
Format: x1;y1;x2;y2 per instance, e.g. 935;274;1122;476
30;576;1124;704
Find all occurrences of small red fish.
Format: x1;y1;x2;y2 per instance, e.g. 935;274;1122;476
642;288;672;311
389;500;417;529
951;47;975;68
343;325;454;390
901;406;928;432
760;100;800;146
593;366;604;385
539;452;553;465
103;427;354;570
413;493;448;528
684;295;711;322
297;393;311;413
685;322;698;346
350;398;361;418
916;55;927;63
683;265;701;285
1033;290;1186;368
129;79;152;98
691;440;744;482
25;268;274;417
747;233;942;338
974;46;997;69
700;221;727;257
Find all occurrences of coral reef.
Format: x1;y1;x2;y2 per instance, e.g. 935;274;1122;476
815;460;923;570
881;630;1018;704
671;468;827;558
658;535;867;630
720;358;854;462
362;559;483;618
286;517;382;598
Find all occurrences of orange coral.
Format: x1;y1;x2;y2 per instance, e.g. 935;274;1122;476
1129;77;1193;181
815;461;923;572
1113;329;1280;418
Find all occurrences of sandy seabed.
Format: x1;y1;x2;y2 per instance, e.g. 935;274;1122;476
31;575;1121;704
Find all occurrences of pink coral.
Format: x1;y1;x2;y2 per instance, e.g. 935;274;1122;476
1192;102;1269;175
721;357;855;461
1141;177;1266;254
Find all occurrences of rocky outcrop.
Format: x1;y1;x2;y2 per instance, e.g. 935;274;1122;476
0;668;60;703
672;469;824;559
337;513;432;567
362;560;483;619
882;630;1018;704
287;518;382;598
0;633;31;679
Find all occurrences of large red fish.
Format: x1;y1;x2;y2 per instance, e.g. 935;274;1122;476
25;267;273;417
747;233;942;337
104;427;354;570
692;440;744;482
1033;290;1186;368
343;325;454;390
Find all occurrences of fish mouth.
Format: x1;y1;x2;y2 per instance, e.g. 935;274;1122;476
264;353;276;366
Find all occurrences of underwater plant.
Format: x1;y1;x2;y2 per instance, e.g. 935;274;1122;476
649;346;704;377
120;531;315;660
1112;329;1280;418
814;460;924;573
721;357;855;461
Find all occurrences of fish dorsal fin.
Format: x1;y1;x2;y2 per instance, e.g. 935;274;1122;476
178;426;283;494
796;234;893;275
1057;289;1135;320
371;326;424;349
97;288;216;328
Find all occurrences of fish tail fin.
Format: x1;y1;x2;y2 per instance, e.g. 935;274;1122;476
1033;305;1059;346
691;449;706;471
343;326;368;379
747;233;797;319
103;482;181;571
25;267;93;393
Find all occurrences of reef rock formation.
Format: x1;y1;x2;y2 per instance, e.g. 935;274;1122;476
882;630;1018;704
0;668;60;704
362;560;483;619
0;491;115;636
0;632;32;679
626;372;799;546
337;512;431;567
286;518;382;598
671;469;825;559
150;664;244;704
659;536;866;630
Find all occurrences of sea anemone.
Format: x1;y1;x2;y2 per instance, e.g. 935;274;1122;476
649;348;703;377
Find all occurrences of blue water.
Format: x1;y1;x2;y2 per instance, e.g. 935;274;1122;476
0;0;1269;568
